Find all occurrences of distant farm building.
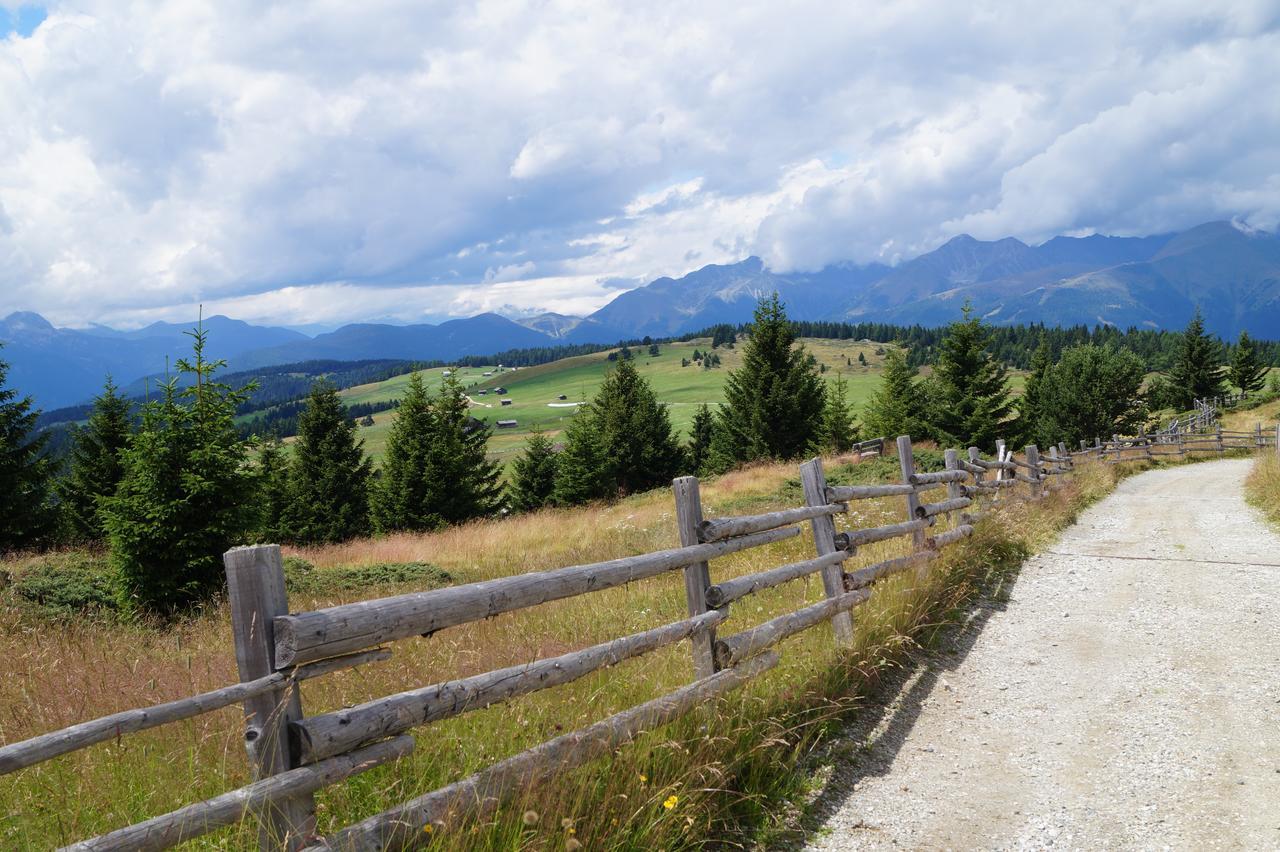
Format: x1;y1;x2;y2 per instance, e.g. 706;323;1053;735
476;389;488;395
496;419;518;428
494;386;507;393
557;394;567;400
500;398;513;406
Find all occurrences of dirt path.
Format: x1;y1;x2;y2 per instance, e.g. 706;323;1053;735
801;458;1280;851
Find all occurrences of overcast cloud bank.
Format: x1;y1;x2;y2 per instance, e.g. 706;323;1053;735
1;0;1278;328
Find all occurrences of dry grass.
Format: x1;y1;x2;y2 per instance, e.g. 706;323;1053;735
1245;451;1280;530
1;454;1124;850
1221;396;1280;434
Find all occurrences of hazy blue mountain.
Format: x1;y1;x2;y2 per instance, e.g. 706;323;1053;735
0;312;306;408
231;313;554;369
582;222;1272;340
580;257;890;339
7;221;1277;409
864;223;1279;336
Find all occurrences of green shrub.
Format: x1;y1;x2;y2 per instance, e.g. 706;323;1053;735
283;558;451;595
12;554;119;617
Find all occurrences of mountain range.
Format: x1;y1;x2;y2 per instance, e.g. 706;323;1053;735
4;220;1278;408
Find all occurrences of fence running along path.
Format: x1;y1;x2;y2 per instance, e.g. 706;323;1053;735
2;427;1275;851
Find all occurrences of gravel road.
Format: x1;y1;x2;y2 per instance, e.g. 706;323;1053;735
801;458;1280;851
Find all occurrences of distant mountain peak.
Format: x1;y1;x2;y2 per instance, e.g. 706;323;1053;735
2;311;54;332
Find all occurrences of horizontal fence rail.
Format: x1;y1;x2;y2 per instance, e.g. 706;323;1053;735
6;423;1269;850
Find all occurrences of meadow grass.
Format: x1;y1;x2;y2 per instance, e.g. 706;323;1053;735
1244;450;1280;530
338;338;916;466
1;450;1112;851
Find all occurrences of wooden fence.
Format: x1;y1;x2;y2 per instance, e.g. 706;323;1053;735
0;430;1265;851
1103;421;1279;462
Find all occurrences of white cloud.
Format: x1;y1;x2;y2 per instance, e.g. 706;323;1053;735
0;0;1277;328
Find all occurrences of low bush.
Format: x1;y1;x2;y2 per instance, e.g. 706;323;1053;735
283;556;452;594
11;552;119;618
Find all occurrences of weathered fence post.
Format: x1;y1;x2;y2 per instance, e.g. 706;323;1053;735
995;439;1006;483
943;448;963;508
1025;445;1042;499
1274;423;1279;456
672;477;719;679
224;545;315;851
799;457;855;647
1216;424;1224;453
896;435;928;553
1257;422;1263;449
967;446;984;495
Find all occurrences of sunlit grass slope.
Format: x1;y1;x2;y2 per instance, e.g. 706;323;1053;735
342;338;903;465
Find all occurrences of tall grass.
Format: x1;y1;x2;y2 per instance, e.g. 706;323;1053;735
1;455;1121;850
1244;451;1280;530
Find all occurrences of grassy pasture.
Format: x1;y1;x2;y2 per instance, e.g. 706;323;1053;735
340;338;906;466
1;449;1119;850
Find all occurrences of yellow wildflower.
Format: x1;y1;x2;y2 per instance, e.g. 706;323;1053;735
663;795;679;810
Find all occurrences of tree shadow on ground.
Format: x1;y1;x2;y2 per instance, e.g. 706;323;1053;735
767;566;1025;850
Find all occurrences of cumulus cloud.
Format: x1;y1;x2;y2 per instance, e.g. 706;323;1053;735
0;0;1277;328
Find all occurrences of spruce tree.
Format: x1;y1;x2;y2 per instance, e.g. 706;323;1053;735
284;381;372;543
686;403;715;475
818;375;858;453
371;372;435;531
418;374;505;525
101;328;256;613
509;430;559;512
931;305;1014;450
552;410;610;505
710;294;825;470
860;349;923;440
1036;345;1147;447
59;377;132;542
1229;330;1268;396
0;348;57;551
553;361;682;503
1167;310;1225;410
255;436;291;542
1015;336;1052;446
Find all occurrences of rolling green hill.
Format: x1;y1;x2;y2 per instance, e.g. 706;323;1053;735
338;338;909;466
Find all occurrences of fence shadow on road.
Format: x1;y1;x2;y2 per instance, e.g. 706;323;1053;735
769;565;1026;850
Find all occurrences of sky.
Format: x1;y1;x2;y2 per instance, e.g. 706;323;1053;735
1;1;1278;330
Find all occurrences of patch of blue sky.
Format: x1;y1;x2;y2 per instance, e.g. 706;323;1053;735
2;5;46;38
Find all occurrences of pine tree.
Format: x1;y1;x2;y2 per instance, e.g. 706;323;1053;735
283;380;372;543
860;349;923;440
1167;310;1225;410
553;361;683;503
59;377;132;542
509;430;559;512
1229;330;1268;395
710;294;825;469
818;375;858;453
931;305;1014;450
1036;345;1147;447
1015;336;1052;445
552;410;610;505
101;328;256;613
686;403;715;475
255;436;291;542
371;372;435;531
0;348;57;551
418;374;505;524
